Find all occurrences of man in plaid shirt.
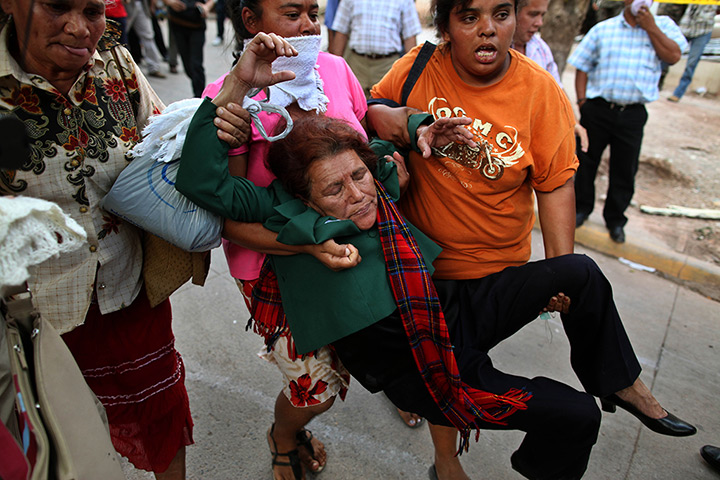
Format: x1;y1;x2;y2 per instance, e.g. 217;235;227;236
569;0;686;244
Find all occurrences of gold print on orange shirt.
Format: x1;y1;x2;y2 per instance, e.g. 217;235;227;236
428;97;524;182
432;138;504;180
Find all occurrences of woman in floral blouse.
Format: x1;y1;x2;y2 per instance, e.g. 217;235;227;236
0;1;200;478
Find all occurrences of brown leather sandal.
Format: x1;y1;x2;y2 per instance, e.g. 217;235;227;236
267;424;303;480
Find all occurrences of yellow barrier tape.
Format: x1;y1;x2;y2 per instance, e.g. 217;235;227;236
655;0;720;3
606;0;720;3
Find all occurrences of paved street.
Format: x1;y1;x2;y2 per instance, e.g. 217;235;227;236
124;20;720;480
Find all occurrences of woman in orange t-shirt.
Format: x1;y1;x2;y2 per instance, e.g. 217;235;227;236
368;0;696;478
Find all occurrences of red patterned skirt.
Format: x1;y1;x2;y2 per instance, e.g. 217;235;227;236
61;289;194;473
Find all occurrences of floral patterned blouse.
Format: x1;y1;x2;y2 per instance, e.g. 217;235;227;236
0;25;164;334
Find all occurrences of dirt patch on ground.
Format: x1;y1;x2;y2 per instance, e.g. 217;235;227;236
588;88;720;299
631;89;719;264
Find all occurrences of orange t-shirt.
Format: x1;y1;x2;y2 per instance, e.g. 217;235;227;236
372;46;578;279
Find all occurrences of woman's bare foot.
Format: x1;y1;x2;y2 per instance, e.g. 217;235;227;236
296;428;327;474
615;378;666;419
397;408;424;428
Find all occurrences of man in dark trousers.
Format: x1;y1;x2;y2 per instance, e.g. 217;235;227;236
165;0;214;97
569;0;686;243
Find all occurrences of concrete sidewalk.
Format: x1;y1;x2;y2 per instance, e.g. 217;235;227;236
127;21;720;480
127;243;720;480
574;217;720;302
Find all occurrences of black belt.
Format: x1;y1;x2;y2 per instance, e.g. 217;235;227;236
590;97;643;111
351;49;400;59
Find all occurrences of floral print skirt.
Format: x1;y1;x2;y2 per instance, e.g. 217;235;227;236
236;278;350;407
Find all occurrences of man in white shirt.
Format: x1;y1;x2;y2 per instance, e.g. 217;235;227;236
511;0;562;84
512;0;589;154
329;0;422;96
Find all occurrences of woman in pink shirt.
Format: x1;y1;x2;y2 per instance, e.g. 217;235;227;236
203;1;370;478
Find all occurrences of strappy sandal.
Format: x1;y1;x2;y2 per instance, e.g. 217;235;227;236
267;423;303;480
295;428;325;474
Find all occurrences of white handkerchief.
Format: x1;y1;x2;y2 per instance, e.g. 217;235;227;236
243;35;328;114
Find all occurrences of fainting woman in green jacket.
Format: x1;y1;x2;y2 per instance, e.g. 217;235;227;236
178;99;451;353
175;98;541;448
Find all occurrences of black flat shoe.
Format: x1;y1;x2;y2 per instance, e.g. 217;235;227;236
608;226;625;243
576;212;589;228
428;464;438;480
701;445;720;473
600;394;696;437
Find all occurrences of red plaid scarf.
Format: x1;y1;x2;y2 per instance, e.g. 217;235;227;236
250;182;532;449
374;181;531;451
249;265;286;343
248;264;303;360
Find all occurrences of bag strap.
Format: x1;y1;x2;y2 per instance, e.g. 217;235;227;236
1;284;37;333
365;97;402;108
367;41;437;108
400;41;436;107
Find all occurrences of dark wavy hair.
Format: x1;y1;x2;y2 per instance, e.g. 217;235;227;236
227;0;261;42
266;116;377;201
432;0;518;42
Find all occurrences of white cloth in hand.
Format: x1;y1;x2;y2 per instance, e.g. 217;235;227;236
0;196;87;291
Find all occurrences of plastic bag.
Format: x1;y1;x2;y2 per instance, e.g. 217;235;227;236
101;155;222;252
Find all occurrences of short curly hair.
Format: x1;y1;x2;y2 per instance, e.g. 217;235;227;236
267;115;377;201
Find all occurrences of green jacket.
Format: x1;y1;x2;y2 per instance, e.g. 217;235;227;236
176;99;440;353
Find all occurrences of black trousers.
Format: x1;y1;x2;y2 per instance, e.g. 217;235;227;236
332;254;641;480
152;15;168;58
215;0;226;38
169;23;206;97
575;98;648;229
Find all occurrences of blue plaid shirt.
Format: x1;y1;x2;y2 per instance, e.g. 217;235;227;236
568;13;687;104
